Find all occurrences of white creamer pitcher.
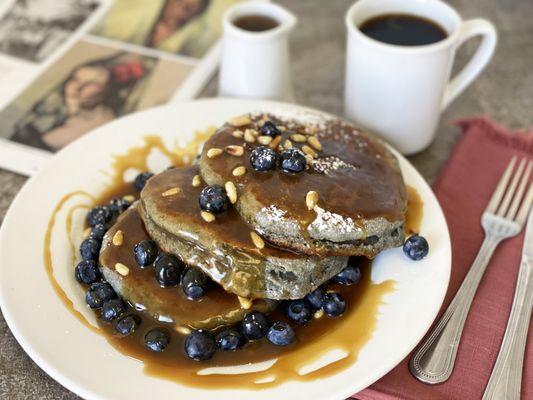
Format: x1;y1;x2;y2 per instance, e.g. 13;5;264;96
219;2;297;101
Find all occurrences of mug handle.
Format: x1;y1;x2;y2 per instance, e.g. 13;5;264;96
441;19;497;110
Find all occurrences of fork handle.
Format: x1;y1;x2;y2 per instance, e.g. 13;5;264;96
482;257;533;400
409;235;501;384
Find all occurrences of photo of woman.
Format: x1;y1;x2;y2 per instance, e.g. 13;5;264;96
92;0;241;58
0;39;193;152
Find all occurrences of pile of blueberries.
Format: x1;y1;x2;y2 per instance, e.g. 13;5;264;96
250;121;307;174
172;261;363;362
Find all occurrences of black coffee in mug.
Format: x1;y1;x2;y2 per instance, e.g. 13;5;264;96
359;14;447;46
233;15;279;32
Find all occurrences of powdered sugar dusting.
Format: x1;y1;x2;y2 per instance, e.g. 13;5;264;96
260;205;287;222
310;206;362;238
249;109;333;131
312;156;358;175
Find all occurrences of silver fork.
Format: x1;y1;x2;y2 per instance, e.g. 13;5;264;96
409;156;533;384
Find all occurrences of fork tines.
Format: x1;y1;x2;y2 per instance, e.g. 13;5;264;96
486;156;533;224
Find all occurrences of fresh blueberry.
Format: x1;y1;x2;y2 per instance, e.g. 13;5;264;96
184;330;217;361
144;328;170;352
403;235;429;261
305;286;325;311
153;253;184;287
134;172;153;192
85;282;116;309
332;265;362;285
286;299;312;325
261;121;281;137
86;206;112;227
215;328;245;351
267;321;295;346
80;238;101;261
181;267;208;300
109;197;131;214
75;260;101;284
250;146;277;171
101;298;126;322
322;292;346;317
89;223;107;241
115;314;141;336
240;311;270;340
199;185;229;214
133;240;158;267
279;148;307;173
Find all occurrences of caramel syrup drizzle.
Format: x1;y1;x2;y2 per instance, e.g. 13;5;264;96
41;127;419;389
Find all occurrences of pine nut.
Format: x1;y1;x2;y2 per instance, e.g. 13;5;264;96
225;145;244;156
192;175;202;187
115;263;130;276
201;211;215;222
230;116;252;127
306;191;319;210
232;166;246;177
307;136;322;151
225;181;238;204
162;187;181;197
250;231;265;249
207;148;223;158
112;230;124;246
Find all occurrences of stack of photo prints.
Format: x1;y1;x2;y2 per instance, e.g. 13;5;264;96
0;0;242;175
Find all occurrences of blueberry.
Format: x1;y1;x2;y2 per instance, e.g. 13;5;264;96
267;321;295;346
261;121;281;137
184;330;217;361
240;311;270;340
286;299;312;325
75;260;101;284
332;265;362;285
89;223;107;241
133;240;158;267
86;206;112;227
322;292;346;317
305;286;325;311
199;185;229;214
144;328;170;352
109;197;131;214
250;146;277;171
101;298;125;322
216;328;245;351
279;148;307;173
115;314;141;336
403;235;429;261
134;172;153;192
86;282;116;309
181;267;208;300
80;238;101;261
153;253;184;287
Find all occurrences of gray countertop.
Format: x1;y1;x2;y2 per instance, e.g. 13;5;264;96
0;0;532;398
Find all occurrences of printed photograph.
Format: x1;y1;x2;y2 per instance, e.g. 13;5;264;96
0;0;100;63
92;0;242;58
0;39;193;151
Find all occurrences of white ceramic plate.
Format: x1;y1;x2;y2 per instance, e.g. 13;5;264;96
0;99;451;400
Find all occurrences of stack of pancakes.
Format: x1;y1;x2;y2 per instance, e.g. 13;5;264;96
99;112;407;330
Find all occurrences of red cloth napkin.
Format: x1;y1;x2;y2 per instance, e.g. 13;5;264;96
354;117;533;400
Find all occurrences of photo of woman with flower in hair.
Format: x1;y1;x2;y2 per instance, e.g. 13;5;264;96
0;39;193;151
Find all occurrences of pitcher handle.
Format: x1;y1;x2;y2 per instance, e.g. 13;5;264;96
441;19;497;110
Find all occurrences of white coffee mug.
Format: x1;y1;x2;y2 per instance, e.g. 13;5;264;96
344;0;497;155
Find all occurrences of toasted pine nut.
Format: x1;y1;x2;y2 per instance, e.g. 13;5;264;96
244;129;256;143
269;135;282;149
207;148;223;158
232;129;244;139
250;231;265;249
291;133;307;143
162;187;181;197
225;181;238;204
302;145;317;158
306;191;319;210
123;195;135;202
112;230;124;246
238;296;253;310
283;139;293;149
230;116;252;127
307;136;322;151
201;211;215;222
225;145;244;156
192;175;202;187
115;263;130;276
232;166;246;177
257;135;272;145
